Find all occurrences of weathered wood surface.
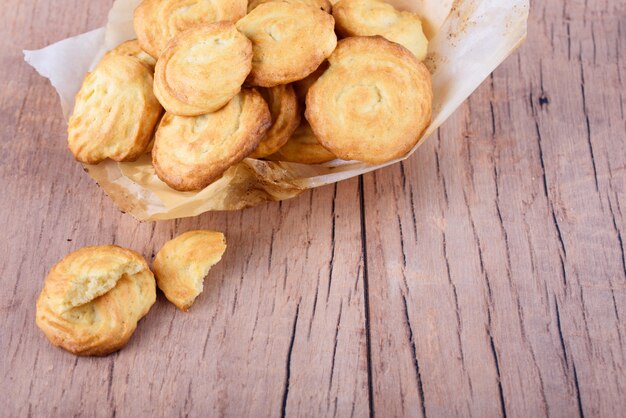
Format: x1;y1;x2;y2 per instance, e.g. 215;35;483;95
1;0;624;416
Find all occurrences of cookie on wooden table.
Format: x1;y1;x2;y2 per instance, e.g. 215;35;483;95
305;36;432;164
68;55;162;164
152;89;271;191
333;0;429;60
153;22;252;116
272;121;336;164
249;84;301;159
36;246;156;356
134;0;247;58
236;2;337;87
153;231;227;311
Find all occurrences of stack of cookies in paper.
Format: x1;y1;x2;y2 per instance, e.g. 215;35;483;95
67;0;433;192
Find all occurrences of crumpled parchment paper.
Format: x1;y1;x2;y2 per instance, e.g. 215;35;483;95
24;0;529;220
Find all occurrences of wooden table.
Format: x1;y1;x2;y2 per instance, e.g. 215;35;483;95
2;1;625;417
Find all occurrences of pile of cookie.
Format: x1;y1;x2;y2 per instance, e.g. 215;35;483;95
67;0;433;192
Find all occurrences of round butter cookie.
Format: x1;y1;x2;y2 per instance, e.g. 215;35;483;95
248;0;332;13
249;85;300;159
236;2;337;87
134;0;247;58
154;22;252;116
153;89;271;191
35;246;156;356
273;121;336;164
305;36;432;164
68;55;163;164
333;0;429;60
293;61;328;104
153;230;227;311
103;39;156;71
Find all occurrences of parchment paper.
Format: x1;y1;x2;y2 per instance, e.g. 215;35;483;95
24;0;529;221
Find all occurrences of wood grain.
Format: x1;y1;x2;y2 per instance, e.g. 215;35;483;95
1;0;624;417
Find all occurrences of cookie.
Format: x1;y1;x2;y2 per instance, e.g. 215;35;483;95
153;22;252;116
248;0;332;13
236;2;337;87
249;85;300;159
305;36;432;164
272;121;336;164
293;61;328;105
68;55;163;164
134;0;247;58
152;89;271;191
153;231;227;311
35;246;156;356
332;0;429;60
103;39;156;71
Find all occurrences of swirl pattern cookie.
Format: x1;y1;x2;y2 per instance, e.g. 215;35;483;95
333;0;429;61
154;23;252;116
153;89;271;191
273;121;336;164
305;36;432;164
236;2;337;87
250;85;300;159
248;0;332;13
134;0;247;58
68;55;163;164
153;231;227;311
35;246;156;356
103;39;156;71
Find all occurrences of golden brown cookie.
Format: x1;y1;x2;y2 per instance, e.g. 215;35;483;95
134;0;247;59
153;22;252;116
272;121;336;164
247;0;332;13
305;36;432;164
249;85;300;159
103;39;156;71
153;89;271;191
332;0;429;60
153;231;227;311
35;246;156;356
236;2;337;87
293;61;328;104
68;55;163;164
